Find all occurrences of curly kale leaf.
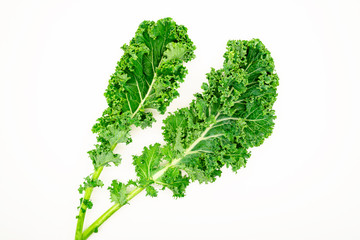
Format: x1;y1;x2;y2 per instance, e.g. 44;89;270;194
108;180;128;205
108;180;138;205
132;39;279;197
133;143;163;187
89;18;196;170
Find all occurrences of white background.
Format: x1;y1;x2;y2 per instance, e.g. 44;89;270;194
1;0;359;239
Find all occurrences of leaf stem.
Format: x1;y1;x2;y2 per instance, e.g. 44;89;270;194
82;187;144;240
75;141;119;239
75;166;104;240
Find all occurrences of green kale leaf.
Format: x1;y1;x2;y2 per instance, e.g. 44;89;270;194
89;18;196;170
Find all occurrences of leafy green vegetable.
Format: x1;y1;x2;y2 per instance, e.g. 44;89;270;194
75;17;196;240
75;18;279;240
89;18;196;170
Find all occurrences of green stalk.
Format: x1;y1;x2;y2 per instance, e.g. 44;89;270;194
82;187;144;240
75;143;118;239
75;166;104;239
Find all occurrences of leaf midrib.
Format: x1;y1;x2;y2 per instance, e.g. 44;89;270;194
130;30;169;118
